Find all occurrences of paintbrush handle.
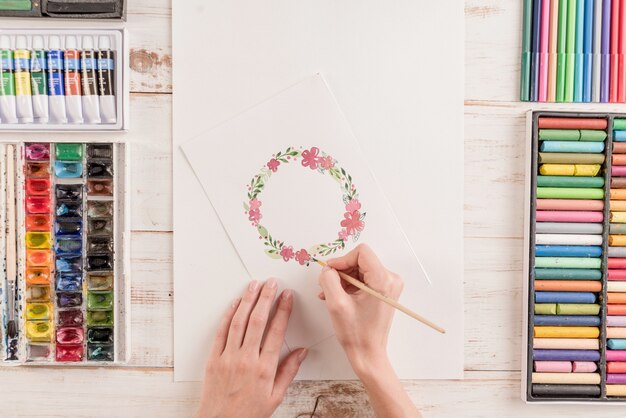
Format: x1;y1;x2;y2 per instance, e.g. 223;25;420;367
317;260;445;334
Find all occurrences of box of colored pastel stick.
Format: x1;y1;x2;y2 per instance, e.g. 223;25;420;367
0;0;126;19
0;141;130;364
523;111;626;402
0;28;129;131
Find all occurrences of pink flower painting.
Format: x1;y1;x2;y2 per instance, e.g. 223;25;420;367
319;156;335;170
340;211;365;236
301;147;320;170
345;199;361;213
267;158;280;172
280;246;295;261
295;249;311;265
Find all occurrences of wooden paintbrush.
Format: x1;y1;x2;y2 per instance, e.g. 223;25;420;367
315;260;445;334
5;145;17;339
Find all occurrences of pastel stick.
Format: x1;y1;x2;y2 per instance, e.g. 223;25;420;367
532;372;601;384
535;222;603;234
608;339;626;349
533;349;601;361
535;245;602;257
532;384;601;396
540;141;605;152
534;268;602;279
534;314;601;326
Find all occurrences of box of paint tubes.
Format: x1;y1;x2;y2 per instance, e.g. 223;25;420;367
0;28;128;131
0;141;130;364
524;110;626;402
0;1;126;19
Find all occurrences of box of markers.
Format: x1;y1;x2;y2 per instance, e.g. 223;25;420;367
523;110;626;402
0;28;128;131
0;0;126;20
0;140;130;365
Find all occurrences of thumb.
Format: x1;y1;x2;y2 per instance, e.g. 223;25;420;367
318;266;349;305
273;348;307;399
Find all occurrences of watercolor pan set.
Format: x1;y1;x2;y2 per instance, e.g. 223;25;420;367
0;28;128;131
523;110;626;402
0;1;126;19
0;141;130;364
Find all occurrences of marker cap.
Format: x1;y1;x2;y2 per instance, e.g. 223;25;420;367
49;35;61;50
82;35;94;50
98;35;111;50
65;35;77;50
15;35;27;50
32;35;45;50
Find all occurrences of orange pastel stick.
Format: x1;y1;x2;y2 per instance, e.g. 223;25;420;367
535;280;602;292
608;305;626;315
608;362;626;373
608;293;626;304
612;189;626;200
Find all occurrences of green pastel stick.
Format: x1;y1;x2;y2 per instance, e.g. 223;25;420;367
556;0;569;101
539;129;582;140
536;187;604;199
614;119;626;130
535;268;602;279
537;176;604;187
0;0;31;10
521;0;533;100
535;304;558;315
557;303;601;315
538;152;605;164
611;223;626;234
565;0;577;101
579;130;607;141
535;257;602;269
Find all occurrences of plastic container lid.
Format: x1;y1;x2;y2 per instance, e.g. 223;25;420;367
98;35;111;50
0;35;11;50
65;35;77;50
15;35;27;50
32;36;45;50
82;35;94;50
49;35;61;50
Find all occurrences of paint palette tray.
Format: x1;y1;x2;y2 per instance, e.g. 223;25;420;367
0;28;128;131
524;110;626;403
0;141;130;365
0;0;126;19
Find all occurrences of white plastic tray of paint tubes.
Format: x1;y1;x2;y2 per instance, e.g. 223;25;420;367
0;140;130;365
0;28;128;131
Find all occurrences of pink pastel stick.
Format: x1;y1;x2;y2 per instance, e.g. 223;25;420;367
607;350;626;362
534;360;573;373
536;199;604;211
609;269;626;281
572;361;598;373
535;211;604;222
607;374;626;384
613;166;626;176
539;0;551;101
608;316;626;327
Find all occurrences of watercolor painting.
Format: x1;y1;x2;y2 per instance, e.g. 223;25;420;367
244;146;366;266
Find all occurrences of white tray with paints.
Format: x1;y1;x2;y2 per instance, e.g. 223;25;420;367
0;140;130;365
0;28;128;131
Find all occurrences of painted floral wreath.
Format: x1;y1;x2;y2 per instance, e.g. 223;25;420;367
244;146;366;266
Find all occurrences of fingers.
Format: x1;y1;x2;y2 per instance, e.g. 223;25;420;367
260;289;293;366
226;280;261;350
272;348;307;400
327;243;383;274
209;297;241;358
318;266;349;306
243;279;279;349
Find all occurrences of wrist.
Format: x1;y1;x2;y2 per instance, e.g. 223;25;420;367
348;348;393;382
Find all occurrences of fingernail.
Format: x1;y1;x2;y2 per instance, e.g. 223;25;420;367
322;266;332;272
298;348;308;362
267;278;277;289
282;289;292;301
248;280;259;292
231;297;241;308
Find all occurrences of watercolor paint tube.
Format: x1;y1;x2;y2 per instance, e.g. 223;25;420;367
97;35;116;123
80;36;100;124
64;36;83;124
30;36;48;123
532;384;601;396
14;35;33;123
0;35;18;123
534;338;600;350
47;36;67;124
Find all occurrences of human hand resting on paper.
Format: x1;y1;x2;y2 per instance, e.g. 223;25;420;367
318;244;422;418
197;279;307;418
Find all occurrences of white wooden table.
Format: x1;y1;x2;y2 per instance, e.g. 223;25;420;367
5;1;626;416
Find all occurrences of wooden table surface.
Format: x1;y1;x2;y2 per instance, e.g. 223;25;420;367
5;0;626;416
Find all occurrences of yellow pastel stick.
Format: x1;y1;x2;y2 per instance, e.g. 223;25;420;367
532;372;601;385
611;200;626;211
534;326;600;338
539;164;601;176
610;235;626;246
607;385;626;397
611;212;626;223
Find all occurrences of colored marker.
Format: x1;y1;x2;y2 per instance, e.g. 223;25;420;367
97;35;116;124
64;36;83;124
620;0;626;101
522;0;534;101
574;0;585;101
602;0;612;101
611;0;619;101
549;0;560;101
30;36;48;123
81;36;101;124
593;0;603;101
538;0;550;102
0;35;18;123
532;0;543;101
557;0;569;101
566;0;578;101
582;0;593;101
14;35;33;123
47;35;67;124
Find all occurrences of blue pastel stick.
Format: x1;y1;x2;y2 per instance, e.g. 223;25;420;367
608;339;626;349
540;141;605;152
534;315;601;326
582;0;593;101
615;130;626;141
535;245;603;257
574;0;585;101
531;0;542;101
535;291;597;303
535;268;602;280
533;349;600;361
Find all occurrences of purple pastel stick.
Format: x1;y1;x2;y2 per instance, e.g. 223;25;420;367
602;0;612;102
608;316;626;327
607;373;626;384
606;350;626;361
533;349;601;361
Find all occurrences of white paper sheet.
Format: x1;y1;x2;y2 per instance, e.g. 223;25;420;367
172;0;464;381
